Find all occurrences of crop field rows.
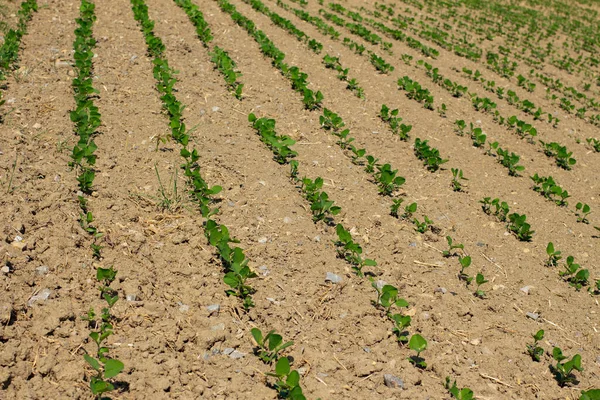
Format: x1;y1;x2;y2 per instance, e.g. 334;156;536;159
0;0;599;398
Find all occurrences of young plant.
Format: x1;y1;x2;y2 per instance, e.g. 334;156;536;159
375;164;405;195
526;329;545;362
251;328;294;363
545;242;562;267
473;273;488;298
551;347;582;387
414;138;448;172
266;356;306;399
496;147;525;176
443;235;464;257
445;377;474;400
335;224;376;276
372;281;411;343
437;103;447;117
575;202;591;224
402;202;417;220
82;267;124;397
408;334;427;369
559;256;589;291
451;168;467;191
413;215;433;233
540;141;577;170
458;255;473;285
508;213;535;241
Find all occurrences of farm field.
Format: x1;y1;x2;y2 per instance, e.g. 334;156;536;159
0;0;599;398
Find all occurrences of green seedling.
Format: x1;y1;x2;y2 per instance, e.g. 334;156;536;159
408;334;427;369
364;155;379;174
458;255;473;285
373;283;409;316
266;357;306;400
575;202;591;224
474;273;488;298
471;127;486;148
526;329;545;362
530;174;570;206
251;328;294;363
348;145;366;165
508;213;534;241
290;160;299;181
559;256;589;291
375;164;405;195
496;147;525;176
414;138;448;172
551;347;582;387
546;242;562;267
455;120;466;135
401;202;417;220
413;215;433;233
586;138;600;152
445;377;474;400
335;224;376;276
299;177;341;222
540;141;576;170
580;389;600;400
390;198;403;218
451;168;467;191
480;197;510;221
209;46;243;99
437;103;447;117
443;236;464;257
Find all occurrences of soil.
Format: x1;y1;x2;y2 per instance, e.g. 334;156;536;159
0;0;599;399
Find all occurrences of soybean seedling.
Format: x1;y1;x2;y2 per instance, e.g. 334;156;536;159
559;256;589;291
445;377;474;400
266;356;306;399
580;390;600;400
390;198;404;218
551;347;582;387
413;215;433;233
473;273;488;298
575;202;591;224
545;242;562;267
408;334;428;369
402;202;417;220
526;329;545;362
443;236;464;257
251;328;294;363
451;168;467;191
458;255;473;285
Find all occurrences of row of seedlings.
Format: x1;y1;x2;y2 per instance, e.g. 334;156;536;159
69;0;125;397
128;1;307;398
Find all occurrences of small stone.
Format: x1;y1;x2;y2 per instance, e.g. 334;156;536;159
1;266;10;274
421;312;430;321
492;284;505;291
222;348;235;355
227;201;235;207
126;294;138;302
475;120;481;124
434;287;447;294
313;235;320;242
130;55;138;62
374;280;387;290
258;265;270;276
476;242;486;247
229;350;245;359
206;304;220;315
35;266;49;276
409;242;417;247
520;286;533;295
28;288;52;307
383;374;404;389
596;356;600;365
211;106;220;112
258;237;268;244
211;323;225;331
526;312;539;320
11;241;27;251
363;347;371;353
283;217;292;224
470;338;481;346
178;302;190;313
325;272;342;284
32;123;42;129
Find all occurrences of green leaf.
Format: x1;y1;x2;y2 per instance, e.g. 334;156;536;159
251;328;263;346
90;376;114;395
104;358;124;379
533;329;544;341
286;370;300;387
580;389;600;400
275;356;291;376
409;334;427;353
84;354;101;372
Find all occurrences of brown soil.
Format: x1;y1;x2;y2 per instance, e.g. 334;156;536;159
1;0;599;399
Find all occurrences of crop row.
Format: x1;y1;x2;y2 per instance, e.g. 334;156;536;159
68;0;125;397
130;0;311;397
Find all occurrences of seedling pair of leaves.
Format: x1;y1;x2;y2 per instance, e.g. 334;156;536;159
371;281;411;343
335;224;376;276
540;141;577;170
551;347;582;387
443;236;464;257
209;46;244;99
299;177;341;222
249;114;298;164
526;329;545;362
451;168;467;191
413;215;433;233
445;377;474;400
390;198;417;220
480;197;509;222
559;255;589;291
530;174;570;206
414;138;448;172
495;147;525;176
251;328;293;363
379;104;411;140
375;164;405;195
267;357;306;400
575;202;591;224
545;242;562;267
508;213;535;241
407;334;428;369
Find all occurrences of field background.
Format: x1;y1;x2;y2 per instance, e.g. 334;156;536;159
0;0;599;398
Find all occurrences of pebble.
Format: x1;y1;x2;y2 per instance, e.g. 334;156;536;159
206;304;220;315
211;323;225;331
434;287;447;294
258;265;270;276
383;374;404;389
520;285;533;295
476;242;486;247
283;217;292;224
0;303;12;325
28;288;52;307
409;242;417;247
35;266;49;276
325;272;342;284
470;338;481;346
223;348;235;355
363;347;371;353
211;106;220;112
313;235;321;242
258;237;268;244
229;350;245;359
32;123;42;129
596;356;600;365
227;201;235;207
374;280;387;290
126;294;138;302
1;266;10;274
178;302;190;313
526;312;539;320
